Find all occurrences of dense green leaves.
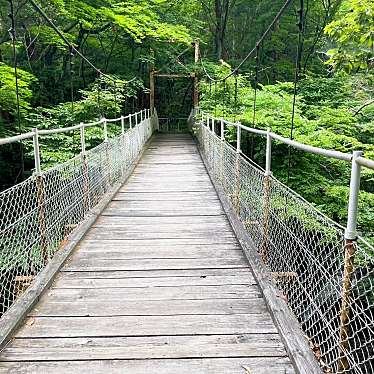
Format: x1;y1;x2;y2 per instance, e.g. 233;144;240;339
325;0;374;72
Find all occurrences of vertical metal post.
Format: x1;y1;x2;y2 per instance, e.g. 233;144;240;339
80;124;90;212
262;129;272;263
129;114;133;129
33;128;47;263
102;118;111;186
80;124;86;155
135;112;138;126
220;119;225;183
33;128;41;175
103;118;108;142
234;124;241;212
236;125;241;153
338;150;363;372
121;115;125;135
140;110;143;123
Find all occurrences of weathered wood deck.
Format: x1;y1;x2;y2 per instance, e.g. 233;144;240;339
0;134;296;373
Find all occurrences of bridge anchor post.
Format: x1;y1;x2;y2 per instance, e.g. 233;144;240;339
338;150;362;372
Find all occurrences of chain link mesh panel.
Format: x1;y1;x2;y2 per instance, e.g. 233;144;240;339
196;121;374;374
0;114;156;318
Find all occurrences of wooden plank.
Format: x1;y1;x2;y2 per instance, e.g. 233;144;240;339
63;258;247;271
73;238;241;246
15;314;278;338
30;298;266;317
0;357;295;374
75;241;241;252
58;268;253;278
83;228;236;240
92;220;231;229
106;201;223;209
53;273;255;288
1;334;285;361
42;284;260;301
101;207;223;216
134;165;207;173
70;248;244;260
93;215;228;225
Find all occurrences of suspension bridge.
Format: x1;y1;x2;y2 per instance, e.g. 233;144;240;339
1;0;374;372
0;107;373;374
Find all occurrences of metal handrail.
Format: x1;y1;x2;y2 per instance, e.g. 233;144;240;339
0;109;152;174
197;109;373;242
200;110;374;166
0;109;149;146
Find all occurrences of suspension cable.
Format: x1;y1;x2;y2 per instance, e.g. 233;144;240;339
252;44;261;126
114;80;118;116
69;45;75;113
8;0;24;181
27;0;136;85
234;72;238;121
214;81;217;117
200;0;294;82
223;80;227;116
287;0;305;183
97;71;102;117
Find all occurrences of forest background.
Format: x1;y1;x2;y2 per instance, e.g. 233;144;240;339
0;0;373;242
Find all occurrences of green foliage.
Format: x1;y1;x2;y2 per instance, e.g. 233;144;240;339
0;63;36;125
104;1;192;44
325;0;374;72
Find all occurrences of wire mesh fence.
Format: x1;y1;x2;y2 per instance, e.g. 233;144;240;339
0;111;157;318
196;120;374;374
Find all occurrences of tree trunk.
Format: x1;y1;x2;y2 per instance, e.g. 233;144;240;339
214;0;230;60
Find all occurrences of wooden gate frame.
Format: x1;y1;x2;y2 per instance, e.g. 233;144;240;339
150;39;200;113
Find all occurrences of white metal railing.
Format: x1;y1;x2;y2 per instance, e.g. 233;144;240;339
199;109;374;241
0;108;157;317
195;109;374;374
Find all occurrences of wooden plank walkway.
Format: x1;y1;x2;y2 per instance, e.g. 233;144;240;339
0;134;295;373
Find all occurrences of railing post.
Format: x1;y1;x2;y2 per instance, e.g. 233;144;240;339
220;119;225;183
102;118;111;186
338;150;363;372
80;124;90;213
129;114;133;129
121;115;125;135
103;118;108;142
261;129;272;263
234;124;241;213
33;128;48;263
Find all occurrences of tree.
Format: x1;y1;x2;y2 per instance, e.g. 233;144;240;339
324;0;374;72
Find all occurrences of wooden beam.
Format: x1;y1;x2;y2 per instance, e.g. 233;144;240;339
154;73;193;78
